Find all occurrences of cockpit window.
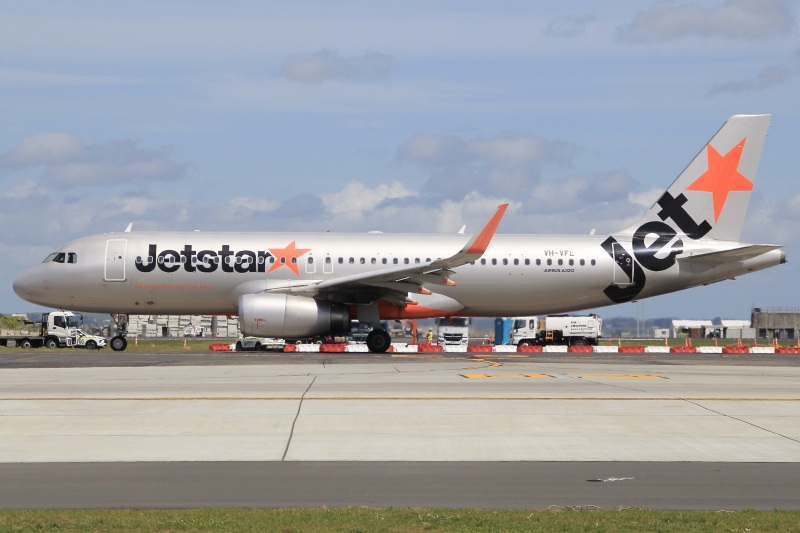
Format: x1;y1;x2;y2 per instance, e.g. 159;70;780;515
42;252;77;264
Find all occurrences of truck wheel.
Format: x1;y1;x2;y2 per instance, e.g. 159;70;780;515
235;341;243;352
255;342;262;351
110;336;128;351
517;340;533;347
85;340;97;350
45;338;58;349
20;339;32;349
571;338;589;346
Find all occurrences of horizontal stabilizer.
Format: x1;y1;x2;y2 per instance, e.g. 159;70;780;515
679;244;782;266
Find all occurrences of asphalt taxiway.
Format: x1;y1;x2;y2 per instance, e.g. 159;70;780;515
1;350;799;509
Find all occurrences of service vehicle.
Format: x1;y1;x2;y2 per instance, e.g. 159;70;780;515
436;317;470;346
234;336;286;352
0;311;106;349
509;314;602;347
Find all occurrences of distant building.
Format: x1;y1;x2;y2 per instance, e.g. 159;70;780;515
751;308;800;340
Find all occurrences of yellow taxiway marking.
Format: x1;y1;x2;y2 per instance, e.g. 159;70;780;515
461;373;553;379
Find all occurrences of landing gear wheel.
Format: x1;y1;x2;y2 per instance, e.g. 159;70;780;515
110;336;128;352
366;329;391;353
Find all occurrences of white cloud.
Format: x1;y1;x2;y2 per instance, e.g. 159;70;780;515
544;14;597;38
281;49;394;83
2;179;38;199
1;132;85;167
0;134;188;185
616;0;795;44
397;132;577;198
321;181;415;217
707;48;800;96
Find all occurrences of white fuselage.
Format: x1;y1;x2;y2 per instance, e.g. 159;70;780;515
12;230;785;320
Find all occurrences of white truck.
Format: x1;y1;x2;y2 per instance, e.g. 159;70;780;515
436;317;470;346
0;311;107;349
509;314;602;347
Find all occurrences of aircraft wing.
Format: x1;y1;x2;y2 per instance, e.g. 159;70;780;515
285;204;509;304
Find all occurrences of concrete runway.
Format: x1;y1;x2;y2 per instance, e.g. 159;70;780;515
1;351;800;509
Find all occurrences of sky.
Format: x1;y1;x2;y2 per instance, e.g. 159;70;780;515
1;0;798;321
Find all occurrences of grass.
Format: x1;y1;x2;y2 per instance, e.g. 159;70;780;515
1;508;799;533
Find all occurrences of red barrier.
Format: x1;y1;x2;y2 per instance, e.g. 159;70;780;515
722;346;750;354
320;344;346;353
568;345;593;353
283;344;297;352
467;345;494;353
417;343;443;353
208;344;231;352
618;346;645;353
670;346;697;353
517;345;543;353
776;347;800;354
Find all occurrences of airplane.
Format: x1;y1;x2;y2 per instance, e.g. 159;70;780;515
13;114;786;352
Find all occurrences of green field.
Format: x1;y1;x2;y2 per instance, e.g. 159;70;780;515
1;508;800;533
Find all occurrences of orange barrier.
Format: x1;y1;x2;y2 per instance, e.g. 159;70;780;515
670;346;697;353
283;344;297;352
417;343;443;352
208;344;231;352
722;346;749;354
320;344;346;353
776;347;800;354
567;345;593;353
467;345;494;353
517;345;543;353
619;346;645;353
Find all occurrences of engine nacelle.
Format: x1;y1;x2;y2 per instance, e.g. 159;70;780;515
238;293;350;338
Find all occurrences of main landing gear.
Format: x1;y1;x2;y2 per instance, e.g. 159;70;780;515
110;313;129;352
366;329;391;353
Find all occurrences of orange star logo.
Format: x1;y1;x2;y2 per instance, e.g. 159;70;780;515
267;240;311;275
686;138;752;223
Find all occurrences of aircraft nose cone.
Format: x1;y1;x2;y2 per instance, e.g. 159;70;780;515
13;268;42;303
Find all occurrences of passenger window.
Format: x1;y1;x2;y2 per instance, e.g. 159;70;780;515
325;257;331;264
291;258;297;264
404;258;409;264
513;259;519;266
415;258;420;264
547;259;552;266
580;259;585;266
536;259;541;266
480;259;486;265
371;258;376;264
569;259;574;266
360;258;365;264
393;258;398;264
308;257;313;264
349;257;355;264
503;259;508;265
382;258;387;264
491;259;497;265
558;259;563;266
524;259;530;266
591;259;596;266
338;257;344;264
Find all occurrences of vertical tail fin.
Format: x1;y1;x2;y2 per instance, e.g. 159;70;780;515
622;114;771;241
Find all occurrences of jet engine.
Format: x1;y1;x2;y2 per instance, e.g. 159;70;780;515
238;293;350;338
